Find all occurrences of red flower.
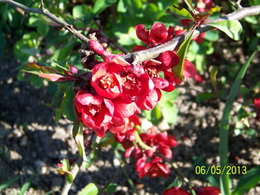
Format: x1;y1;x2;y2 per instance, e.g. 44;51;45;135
194;186;220;195
163;187;191;195
254;98;260;120
74;91;114;137
91;62;123;99
135;23;173;46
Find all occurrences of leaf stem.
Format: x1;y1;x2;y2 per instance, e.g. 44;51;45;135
134;131;153;151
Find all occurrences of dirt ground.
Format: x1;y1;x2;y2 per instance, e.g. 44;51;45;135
0;52;259;195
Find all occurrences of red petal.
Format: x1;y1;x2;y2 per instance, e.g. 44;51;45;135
135;24;150;44
183;60;197;78
158;51;179;69
163;187;191;195
150;23;168;45
254;98;260;109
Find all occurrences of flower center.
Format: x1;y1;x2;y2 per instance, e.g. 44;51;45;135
99;74;116;89
145;67;159;78
87;104;102;116
122;73;140;91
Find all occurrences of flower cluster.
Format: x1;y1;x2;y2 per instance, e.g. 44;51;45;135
163;186;220;195
73;22;197;178
115;119;177;178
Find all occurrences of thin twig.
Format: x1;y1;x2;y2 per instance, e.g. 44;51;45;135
0;0;90;43
61;157;83;195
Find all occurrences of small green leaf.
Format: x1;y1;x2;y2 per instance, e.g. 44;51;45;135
0;177;20;191
92;0;117;15
209;66;218;93
99;132;115;147
106;182;117;194
19;176;34;195
61;159;70;171
61;85;77;122
204;31;219;41
73;123;86;160
208;20;242;40
173;30;194;79
151;105;162;125
84;151;98;169
73;5;91;19
160;102;178;124
169;6;194;19
198;6;222;16
196;92;214;103
233;166;260;195
80;183;99;195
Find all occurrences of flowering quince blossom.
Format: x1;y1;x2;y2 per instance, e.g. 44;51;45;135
163;187;191;195
253;98;260;120
163;186;220;195
194;186;221;195
74;91;114;137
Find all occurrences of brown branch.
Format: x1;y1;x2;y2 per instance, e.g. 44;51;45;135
1;0;260;64
0;0;90;43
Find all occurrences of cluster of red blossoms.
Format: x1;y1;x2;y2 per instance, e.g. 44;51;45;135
163;186;220;195
114;115;177;178
73;22;197;178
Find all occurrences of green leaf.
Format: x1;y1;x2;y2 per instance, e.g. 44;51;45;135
169;6;194;19
0;177;20;191
92;0;117;15
74;123;87;160
53;40;76;62
204;31;219;41
219;52;256;195
233;166;260;195
61;159;70;171
99;132;115;147
106;182;117;194
73;5;91;19
79;183;98;195
173;31;194;79
37;21;49;36
84;151;98;169
117;0;127;13
151;105;162;125
19;176;34;195
160;102;178;124
61;85;77;122
207;20;242;40
196;92;214;103
209;66;218;93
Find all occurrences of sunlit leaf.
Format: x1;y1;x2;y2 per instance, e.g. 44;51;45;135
92;0;117;15
169;6;194;19
233;166;260;195
208;20;242;40
173;30;194;79
79;183;98;195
